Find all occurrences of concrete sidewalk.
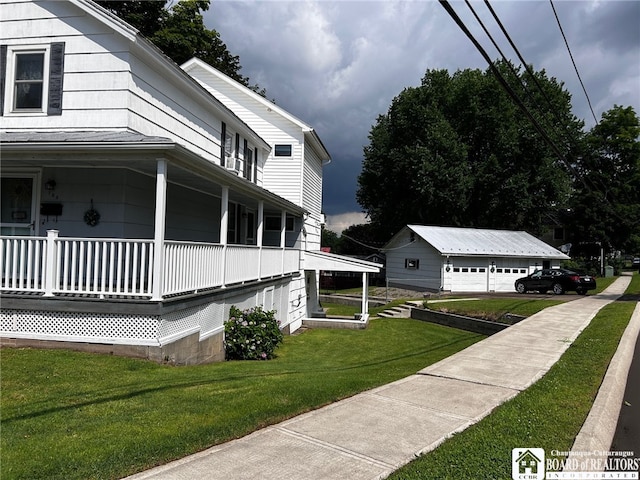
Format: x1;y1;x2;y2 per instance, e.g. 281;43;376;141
125;276;633;480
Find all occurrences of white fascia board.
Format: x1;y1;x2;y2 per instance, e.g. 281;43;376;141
70;0;139;41
302;251;381;273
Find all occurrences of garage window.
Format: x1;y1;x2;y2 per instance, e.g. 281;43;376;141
453;267;460;272
405;258;419;269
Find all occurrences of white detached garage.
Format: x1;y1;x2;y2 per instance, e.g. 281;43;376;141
383;225;570;293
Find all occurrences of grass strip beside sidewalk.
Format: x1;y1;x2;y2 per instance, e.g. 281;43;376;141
388;276;639;480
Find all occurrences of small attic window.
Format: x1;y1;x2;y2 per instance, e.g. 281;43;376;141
274;144;292;156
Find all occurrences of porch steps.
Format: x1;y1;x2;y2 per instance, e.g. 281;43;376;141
377;301;420;319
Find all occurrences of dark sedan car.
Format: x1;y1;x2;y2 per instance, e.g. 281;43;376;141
515;268;596;295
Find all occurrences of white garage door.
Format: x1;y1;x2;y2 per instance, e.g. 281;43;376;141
494;260;530;292
451;260;488;292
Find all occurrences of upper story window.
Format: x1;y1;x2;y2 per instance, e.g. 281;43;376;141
1;43;65;116
220;122;258;183
14;52;45;109
274;144;292;157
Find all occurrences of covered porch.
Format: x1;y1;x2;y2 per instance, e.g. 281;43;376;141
302;250;382;326
0;132;307;302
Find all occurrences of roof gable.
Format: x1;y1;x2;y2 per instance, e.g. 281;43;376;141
182;58;331;163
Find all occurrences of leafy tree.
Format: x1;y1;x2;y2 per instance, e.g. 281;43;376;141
357;62;581;238
95;1;165;37
96;0;257;89
339;223;387;256
565;106;640;254
321;226;341;252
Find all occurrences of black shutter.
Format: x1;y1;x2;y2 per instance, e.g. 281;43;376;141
253;148;258;183
47;42;65;115
221;122;226;167
0;45;7;116
243;139;249;178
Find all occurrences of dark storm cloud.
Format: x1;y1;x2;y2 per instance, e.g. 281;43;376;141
205;1;639;230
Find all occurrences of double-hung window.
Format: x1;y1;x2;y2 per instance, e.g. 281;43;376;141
14;51;45;109
1;43;65;115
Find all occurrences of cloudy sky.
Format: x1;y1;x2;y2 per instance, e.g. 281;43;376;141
203;1;640;233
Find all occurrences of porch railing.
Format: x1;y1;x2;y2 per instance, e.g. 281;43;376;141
0;236;47;292
1;231;300;300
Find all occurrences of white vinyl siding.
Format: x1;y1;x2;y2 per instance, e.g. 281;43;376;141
303;146;323;215
186;64;316;208
0;1;256;167
386;237;442;291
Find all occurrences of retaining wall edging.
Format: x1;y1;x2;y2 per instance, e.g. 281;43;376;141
411;308;512;335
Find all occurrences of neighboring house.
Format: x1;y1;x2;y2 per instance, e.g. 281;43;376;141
384;225;570;293
0;0;379;364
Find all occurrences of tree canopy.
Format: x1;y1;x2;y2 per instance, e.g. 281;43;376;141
357;61;582;241
96;0;257;89
357;62;640;255
565;105;640;254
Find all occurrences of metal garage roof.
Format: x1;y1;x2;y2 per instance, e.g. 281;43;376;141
406;225;570;259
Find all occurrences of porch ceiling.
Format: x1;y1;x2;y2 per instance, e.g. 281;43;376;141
303;251;382;273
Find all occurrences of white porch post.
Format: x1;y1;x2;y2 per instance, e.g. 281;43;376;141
43;229;58;297
257;200;264;279
220;186;229;287
280;210;287;272
151;159;167;301
361;272;369;320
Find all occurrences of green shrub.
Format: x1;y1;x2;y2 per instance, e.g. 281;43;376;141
224;306;284;360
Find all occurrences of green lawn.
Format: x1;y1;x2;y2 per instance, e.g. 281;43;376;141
1;318;483;480
388;273;639;479
2;275;633;479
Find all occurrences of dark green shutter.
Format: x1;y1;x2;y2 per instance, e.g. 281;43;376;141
47;42;65;115
0;45;7;116
221;122;226;167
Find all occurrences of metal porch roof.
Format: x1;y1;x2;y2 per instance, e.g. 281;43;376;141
302;251;382;272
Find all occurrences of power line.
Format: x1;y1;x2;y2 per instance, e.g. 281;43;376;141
439;0;625;223
479;0;578;146
438;0;573;173
549;0;599;125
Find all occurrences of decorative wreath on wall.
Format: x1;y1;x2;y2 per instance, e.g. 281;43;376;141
84;200;100;227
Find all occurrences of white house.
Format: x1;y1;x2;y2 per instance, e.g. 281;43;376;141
0;0;379;364
384;225;570;293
